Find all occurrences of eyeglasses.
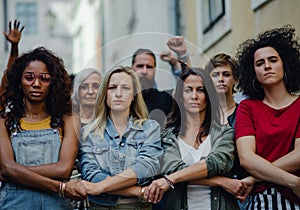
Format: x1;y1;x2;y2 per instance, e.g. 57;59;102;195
22;73;52;86
79;83;100;91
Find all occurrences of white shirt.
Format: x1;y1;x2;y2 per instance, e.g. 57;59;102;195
178;135;212;210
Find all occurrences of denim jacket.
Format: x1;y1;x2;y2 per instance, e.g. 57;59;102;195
160;121;239;210
78;117;163;207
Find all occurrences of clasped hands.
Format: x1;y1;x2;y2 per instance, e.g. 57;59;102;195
65;179;108;200
140;176;254;204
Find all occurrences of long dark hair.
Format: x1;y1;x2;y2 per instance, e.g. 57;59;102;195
0;47;72;134
166;67;221;142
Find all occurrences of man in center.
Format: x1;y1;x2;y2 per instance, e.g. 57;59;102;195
131;48;173;128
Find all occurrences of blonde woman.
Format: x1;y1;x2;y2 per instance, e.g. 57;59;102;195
78;66;163;209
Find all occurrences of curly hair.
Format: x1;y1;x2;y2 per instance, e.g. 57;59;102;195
236;25;300;99
0;47;72;134
166;67;221;142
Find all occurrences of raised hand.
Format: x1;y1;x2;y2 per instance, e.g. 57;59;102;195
160;49;181;71
160;50;177;63
3;19;25;44
167;36;187;56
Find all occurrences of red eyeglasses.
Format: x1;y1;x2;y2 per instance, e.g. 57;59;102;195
22;73;52;86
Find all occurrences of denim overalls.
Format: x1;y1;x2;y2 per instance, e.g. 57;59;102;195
0;128;73;210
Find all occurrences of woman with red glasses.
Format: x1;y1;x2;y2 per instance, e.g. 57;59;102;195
0;47;86;209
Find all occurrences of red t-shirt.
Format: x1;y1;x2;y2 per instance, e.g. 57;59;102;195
235;97;300;203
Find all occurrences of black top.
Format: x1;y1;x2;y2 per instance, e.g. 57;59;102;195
142;88;173;129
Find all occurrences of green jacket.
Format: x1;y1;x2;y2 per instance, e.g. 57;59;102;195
160;121;239;210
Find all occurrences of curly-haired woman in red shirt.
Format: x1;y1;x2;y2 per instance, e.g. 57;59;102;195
235;25;300;209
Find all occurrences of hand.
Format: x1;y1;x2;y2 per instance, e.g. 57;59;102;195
0;172;6;182
219;177;246;197
80;180;103;195
64;180;87;200
144;178;169;204
291;177;300;198
3;19;25;44
160;50;181;70
160;50;177;64
167;36;187;56
236;176;254;202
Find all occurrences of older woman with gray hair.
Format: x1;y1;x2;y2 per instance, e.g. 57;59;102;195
72;68;102;126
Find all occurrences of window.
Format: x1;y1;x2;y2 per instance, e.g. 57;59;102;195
251;0;270;10
196;0;231;51
202;0;225;33
16;2;37;34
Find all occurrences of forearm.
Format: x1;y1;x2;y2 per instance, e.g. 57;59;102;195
273;153;300;173
94;168;138;194
189;176;225;186
7;43;18;68
168;159;208;184
28;161;75;180
107;186;141;197
2;161;60;192
272;139;300;173
242;153;299;189
170;61;181;71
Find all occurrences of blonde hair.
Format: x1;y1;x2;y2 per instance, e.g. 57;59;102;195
82;66;148;139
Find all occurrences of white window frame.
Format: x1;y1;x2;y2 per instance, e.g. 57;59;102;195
196;0;231;52
16;2;38;34
251;0;269;10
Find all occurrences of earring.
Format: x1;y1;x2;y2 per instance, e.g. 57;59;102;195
252;79;261;92
284;72;288;86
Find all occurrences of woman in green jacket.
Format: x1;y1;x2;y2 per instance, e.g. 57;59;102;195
145;67;248;210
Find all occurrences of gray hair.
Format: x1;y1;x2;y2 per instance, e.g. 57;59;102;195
72;68;102;112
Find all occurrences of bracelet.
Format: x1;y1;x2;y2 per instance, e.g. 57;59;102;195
163;175;175;191
177;52;189;63
58;181;66;198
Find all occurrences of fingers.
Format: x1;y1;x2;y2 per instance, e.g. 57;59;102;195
146;184;164;204
160;50;178;64
65;180;87;200
76;181;88;197
8;21;12;31
20;25;25;32
7;20;24;32
236;195;246;202
14;20;18;29
151;185;161;203
167;36;184;47
3;31;8;38
160;50;171;61
16;20;20;29
144;179;169;204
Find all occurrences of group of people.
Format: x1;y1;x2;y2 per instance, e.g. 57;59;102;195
0;20;299;210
